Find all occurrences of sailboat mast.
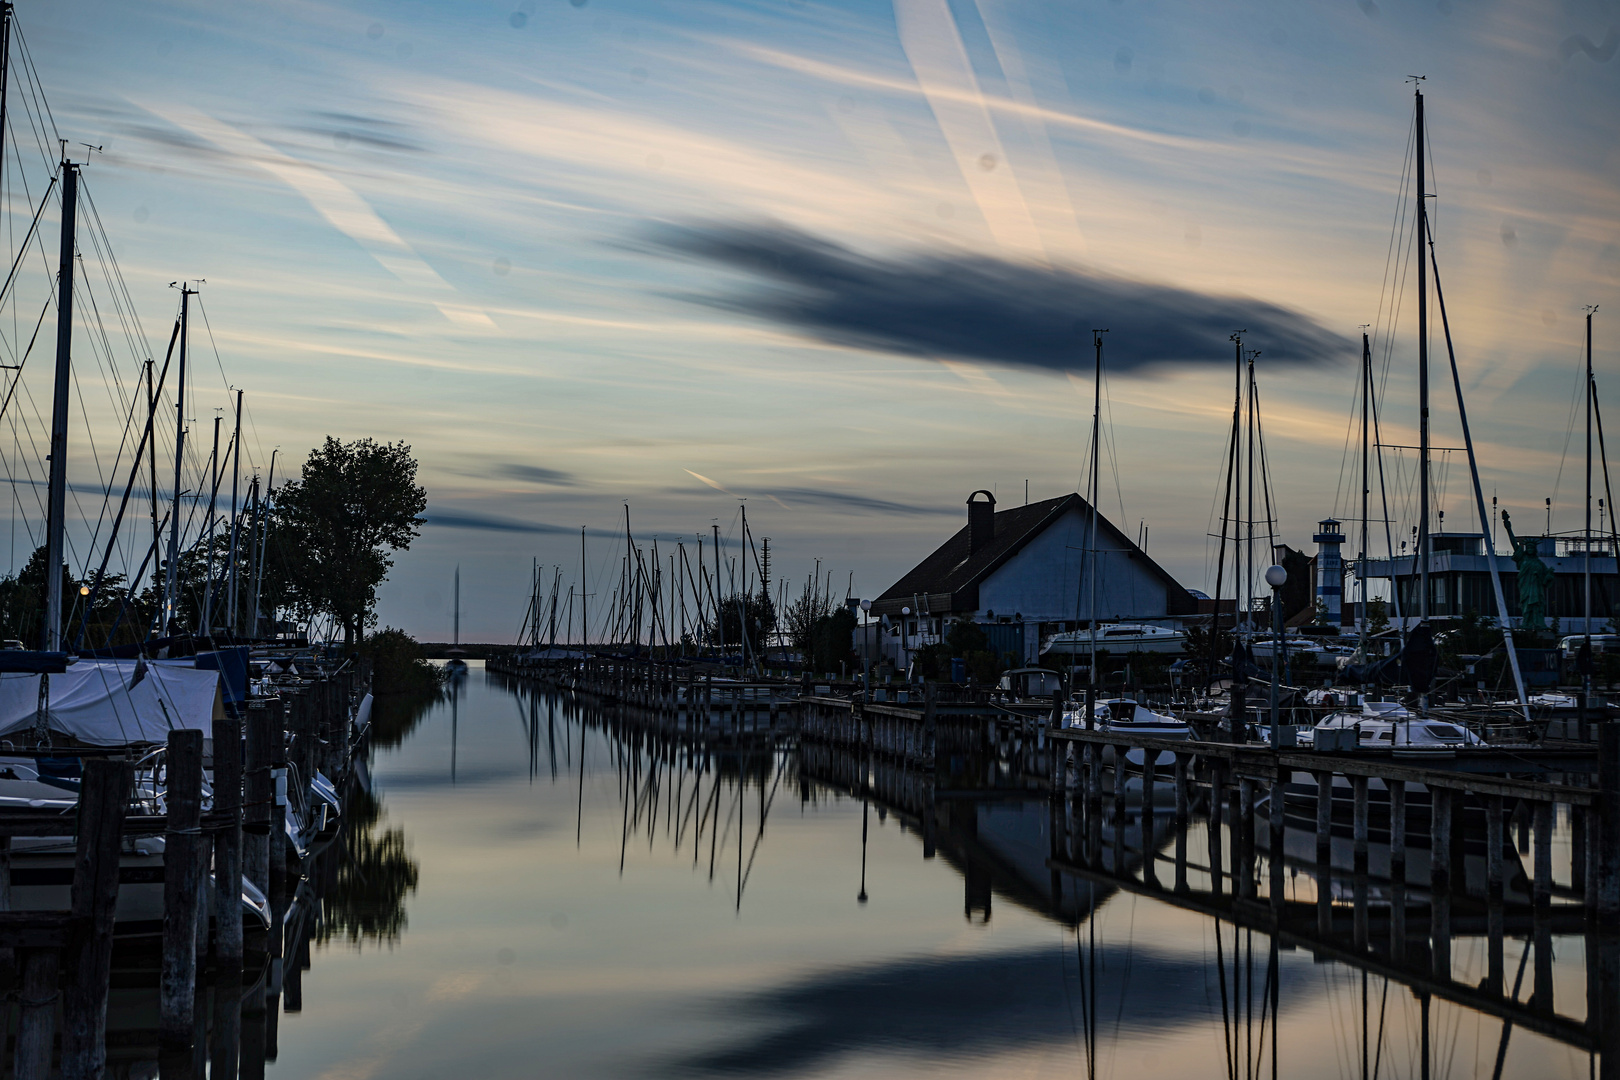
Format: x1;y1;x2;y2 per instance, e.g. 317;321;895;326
201;415;221;635
1586;306;1596;644
225;388;242;635
43;159;78;651
1361;332;1371;630
579;526;588;649
163;284;193;637
1087;329;1105;727
1415;81;1431;627
453;565;460;647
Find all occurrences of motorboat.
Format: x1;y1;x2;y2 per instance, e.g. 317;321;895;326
1062;697;1191;766
1043;623;1186;656
1300;700;1485;752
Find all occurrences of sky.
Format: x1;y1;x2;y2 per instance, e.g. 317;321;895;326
5;0;1618;641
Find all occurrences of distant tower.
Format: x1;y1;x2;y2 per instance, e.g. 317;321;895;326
1313;518;1346;625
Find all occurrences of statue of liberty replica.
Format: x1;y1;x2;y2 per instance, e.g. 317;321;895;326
1501;511;1553;631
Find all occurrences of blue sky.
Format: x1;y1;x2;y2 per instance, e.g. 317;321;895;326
12;0;1619;639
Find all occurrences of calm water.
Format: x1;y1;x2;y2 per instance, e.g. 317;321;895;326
264;664;1600;1079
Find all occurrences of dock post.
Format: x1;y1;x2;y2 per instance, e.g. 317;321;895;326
1085;744;1101;867
1314;771;1332;867
1352;775;1369;949
1534;799;1553;913
1389;779;1407;961
1430;787;1453;980
1238;777;1255;898
1269;775;1285;912
1141;754;1157;884
214;716;245;969
1173;753;1189;826
161;728;205;1050
1111;748;1127;875
60;758;133;1080
1600;726;1620;922
1315;770;1332;935
1487;794;1505;992
1208;761;1225;896
14;948;58;1080
1573;801;1588;901
244;702;277;896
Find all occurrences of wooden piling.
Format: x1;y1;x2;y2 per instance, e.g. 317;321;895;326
1314;771;1332;867
15;948;58;1080
1141;756;1157;883
214;717;245;967
1533;799;1553;913
1351;776;1369;875
244;701;277;897
1599;725;1619;921
162;728;205;1049
1430;787;1452;979
60;758;133;1080
1173;753;1190;826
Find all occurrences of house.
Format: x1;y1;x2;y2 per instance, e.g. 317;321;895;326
866;490;1197;669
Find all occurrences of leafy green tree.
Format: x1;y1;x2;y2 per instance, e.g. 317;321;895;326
269;438;427;647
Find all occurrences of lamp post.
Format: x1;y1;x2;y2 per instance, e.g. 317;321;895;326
860;599;873;698
1265;563;1287;747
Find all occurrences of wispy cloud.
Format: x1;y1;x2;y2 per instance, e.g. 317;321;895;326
131;100;494;329
421;510;608;536
645;222;1347;373
494;464;579;487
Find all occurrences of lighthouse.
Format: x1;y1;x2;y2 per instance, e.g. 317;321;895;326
1313;518;1346;625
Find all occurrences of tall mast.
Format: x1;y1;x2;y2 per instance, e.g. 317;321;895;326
579;526;588;649
43;159;78;651
250;450;274;638
225;389;243;635
713;522;725;663
0;6;13;179
1415;80;1431;627
162;284;194;637
201;414;221;635
453;565;460;647
1232;334;1244;633
1361;332;1371;631
147;359;159;614
1586;306;1596;645
1087;329;1106;727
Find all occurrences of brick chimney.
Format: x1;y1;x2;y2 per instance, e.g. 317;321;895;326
967;490;996;554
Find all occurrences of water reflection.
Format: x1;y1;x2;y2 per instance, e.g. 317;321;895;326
247;666;1606;1080
315;788;421;948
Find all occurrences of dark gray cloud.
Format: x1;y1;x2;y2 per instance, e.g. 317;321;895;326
420;510;611;536
654;943;1319;1076
494;464;579;487
764;487;956;516
641;223;1347;373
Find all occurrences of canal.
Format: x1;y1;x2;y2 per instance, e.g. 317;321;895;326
266;664;1597;1079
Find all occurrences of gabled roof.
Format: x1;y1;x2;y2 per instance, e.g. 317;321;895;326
872;493;1194;618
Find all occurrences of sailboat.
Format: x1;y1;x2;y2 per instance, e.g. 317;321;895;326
446;566;469;677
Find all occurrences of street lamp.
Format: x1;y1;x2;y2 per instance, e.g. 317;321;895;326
1265;563;1287;747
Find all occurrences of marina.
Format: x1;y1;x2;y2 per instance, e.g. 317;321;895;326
0;0;1611;1075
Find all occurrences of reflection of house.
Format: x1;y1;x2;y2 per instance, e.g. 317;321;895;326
1360;532;1618;632
867;491;1196;668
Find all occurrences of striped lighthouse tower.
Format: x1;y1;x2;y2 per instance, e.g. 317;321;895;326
1313;518;1346;625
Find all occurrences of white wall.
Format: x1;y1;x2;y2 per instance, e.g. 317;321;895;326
975;505;1172;624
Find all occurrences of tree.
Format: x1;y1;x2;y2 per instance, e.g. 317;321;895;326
708;588;776;658
270;438;427;647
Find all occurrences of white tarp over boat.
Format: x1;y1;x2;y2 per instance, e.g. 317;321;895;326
0;660;223;746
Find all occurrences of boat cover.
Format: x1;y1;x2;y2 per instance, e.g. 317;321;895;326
0;660;223;745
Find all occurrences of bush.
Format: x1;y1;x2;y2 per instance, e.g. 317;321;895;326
361;627;443;696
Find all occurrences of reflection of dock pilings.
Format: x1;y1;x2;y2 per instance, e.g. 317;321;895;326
488;659;793;750
800;714;1620;1072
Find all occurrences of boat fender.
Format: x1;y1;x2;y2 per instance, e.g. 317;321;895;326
273;767;288;807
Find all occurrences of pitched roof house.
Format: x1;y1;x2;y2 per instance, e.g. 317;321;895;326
870;491;1195;665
